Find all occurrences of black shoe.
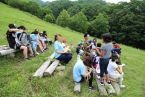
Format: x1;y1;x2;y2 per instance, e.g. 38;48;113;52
100;81;104;86
25;58;31;60
107;81;111;84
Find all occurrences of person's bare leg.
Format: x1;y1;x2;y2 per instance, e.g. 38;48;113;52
28;46;34;56
38;40;44;52
20;46;28;58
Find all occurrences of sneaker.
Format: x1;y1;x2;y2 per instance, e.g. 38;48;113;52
100;81;104;86
120;85;126;88
107;81;111;84
36;52;40;55
89;86;96;91
25;58;31;60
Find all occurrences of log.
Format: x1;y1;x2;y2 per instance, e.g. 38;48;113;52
0;49;16;56
104;81;115;94
33;53;55;77
74;82;81;93
55;66;65;72
112;81;121;96
44;60;60;76
96;78;108;96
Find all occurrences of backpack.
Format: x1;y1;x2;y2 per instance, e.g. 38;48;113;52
16;32;30;46
6;30;16;49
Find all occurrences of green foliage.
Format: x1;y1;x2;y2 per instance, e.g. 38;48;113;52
69;12;88;33
44;13;55;23
89;13;109;37
56;10;70;27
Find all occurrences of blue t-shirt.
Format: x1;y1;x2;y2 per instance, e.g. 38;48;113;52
73;60;86;82
54;41;64;58
30;34;38;41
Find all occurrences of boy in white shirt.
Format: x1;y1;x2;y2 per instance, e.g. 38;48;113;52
107;54;125;88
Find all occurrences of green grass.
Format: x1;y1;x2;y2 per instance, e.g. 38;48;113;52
0;2;145;97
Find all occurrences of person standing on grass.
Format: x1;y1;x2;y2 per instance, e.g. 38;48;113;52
54;34;72;64
73;55;95;90
96;33;113;85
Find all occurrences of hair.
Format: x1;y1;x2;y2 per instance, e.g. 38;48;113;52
18;25;26;30
111;53;119;62
97;43;101;47
102;33;112;43
84;33;89;38
8;24;16;29
54;34;62;41
83;55;93;67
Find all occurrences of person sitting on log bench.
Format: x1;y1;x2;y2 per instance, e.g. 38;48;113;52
15;26;34;60
54;34;72;64
73;55;95;92
107;53;126;88
6;24;19;49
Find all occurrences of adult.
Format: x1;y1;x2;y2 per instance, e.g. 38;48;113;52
54;34;72;64
96;33;113;85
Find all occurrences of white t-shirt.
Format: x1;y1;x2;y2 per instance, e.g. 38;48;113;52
107;60;119;76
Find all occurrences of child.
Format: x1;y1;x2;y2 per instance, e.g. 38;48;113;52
96;33;113;85
76;43;84;56
107;54;125;88
73;55;95;90
30;31;39;55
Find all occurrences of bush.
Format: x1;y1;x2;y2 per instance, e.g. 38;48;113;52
44;13;55;23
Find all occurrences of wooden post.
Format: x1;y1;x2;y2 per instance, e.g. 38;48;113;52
112;81;121;96
33;53;55;77
74;82;81;93
0;49;16;56
104;81;115;94
96;78;108;96
44;60;60;76
56;66;65;72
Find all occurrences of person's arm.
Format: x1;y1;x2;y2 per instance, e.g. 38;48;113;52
96;48;105;57
9;28;19;32
116;67;123;74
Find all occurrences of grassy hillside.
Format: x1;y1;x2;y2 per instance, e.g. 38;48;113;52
0;2;145;97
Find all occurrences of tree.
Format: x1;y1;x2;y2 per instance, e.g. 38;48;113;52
69;11;88;33
44;13;55;23
56;10;70;27
89;13;109;37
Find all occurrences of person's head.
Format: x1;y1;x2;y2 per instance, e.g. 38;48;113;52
93;38;97;43
83;55;93;68
54;34;62;42
8;24;16;29
62;38;67;43
42;31;47;36
18;25;26;32
84;33;89;41
111;53;119;62
33;30;39;34
102;33;112;43
97;43;101;47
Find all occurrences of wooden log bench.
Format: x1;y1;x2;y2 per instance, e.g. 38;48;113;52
96;76;121;96
74;82;81;93
33;53;55;77
0;45;17;57
44;60;60;76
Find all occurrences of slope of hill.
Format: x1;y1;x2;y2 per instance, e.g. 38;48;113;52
0;2;145;97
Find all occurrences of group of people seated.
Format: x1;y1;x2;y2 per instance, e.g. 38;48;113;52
6;24;52;60
73;33;125;91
